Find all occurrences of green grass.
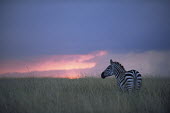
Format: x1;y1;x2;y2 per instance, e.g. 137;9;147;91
0;77;170;113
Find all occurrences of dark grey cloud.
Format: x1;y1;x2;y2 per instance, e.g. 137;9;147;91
0;2;170;60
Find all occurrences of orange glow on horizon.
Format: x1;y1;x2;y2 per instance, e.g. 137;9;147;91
52;72;81;79
50;70;83;79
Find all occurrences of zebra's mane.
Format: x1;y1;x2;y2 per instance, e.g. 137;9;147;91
112;62;126;71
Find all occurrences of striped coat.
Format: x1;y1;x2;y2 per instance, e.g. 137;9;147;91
101;59;142;92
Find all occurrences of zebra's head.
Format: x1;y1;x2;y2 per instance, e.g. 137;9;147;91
101;59;125;79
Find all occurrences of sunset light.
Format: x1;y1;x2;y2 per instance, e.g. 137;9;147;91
52;71;81;79
0;1;170;113
0;51;107;77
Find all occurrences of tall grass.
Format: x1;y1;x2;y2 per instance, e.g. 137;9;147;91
0;77;169;113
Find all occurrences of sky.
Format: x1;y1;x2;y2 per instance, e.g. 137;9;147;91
0;1;170;78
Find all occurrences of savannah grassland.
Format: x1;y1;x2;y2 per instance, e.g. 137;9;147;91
0;77;169;113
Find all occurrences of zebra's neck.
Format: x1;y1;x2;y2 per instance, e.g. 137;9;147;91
112;65;126;78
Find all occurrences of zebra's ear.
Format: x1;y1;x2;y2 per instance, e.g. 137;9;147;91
110;59;114;64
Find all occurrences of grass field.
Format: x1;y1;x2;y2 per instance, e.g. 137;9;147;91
0;77;170;113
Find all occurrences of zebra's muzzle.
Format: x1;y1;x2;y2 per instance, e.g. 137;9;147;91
101;72;105;79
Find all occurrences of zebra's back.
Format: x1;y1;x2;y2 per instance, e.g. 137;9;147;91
118;70;142;92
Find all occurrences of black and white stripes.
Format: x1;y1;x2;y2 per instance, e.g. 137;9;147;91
101;59;142;92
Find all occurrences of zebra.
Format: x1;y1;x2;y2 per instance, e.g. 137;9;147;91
101;59;142;92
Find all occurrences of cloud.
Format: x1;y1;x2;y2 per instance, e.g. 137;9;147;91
93;50;170;77
0;50;170;78
0;50;107;74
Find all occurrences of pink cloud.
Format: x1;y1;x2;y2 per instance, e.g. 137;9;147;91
0;50;107;75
